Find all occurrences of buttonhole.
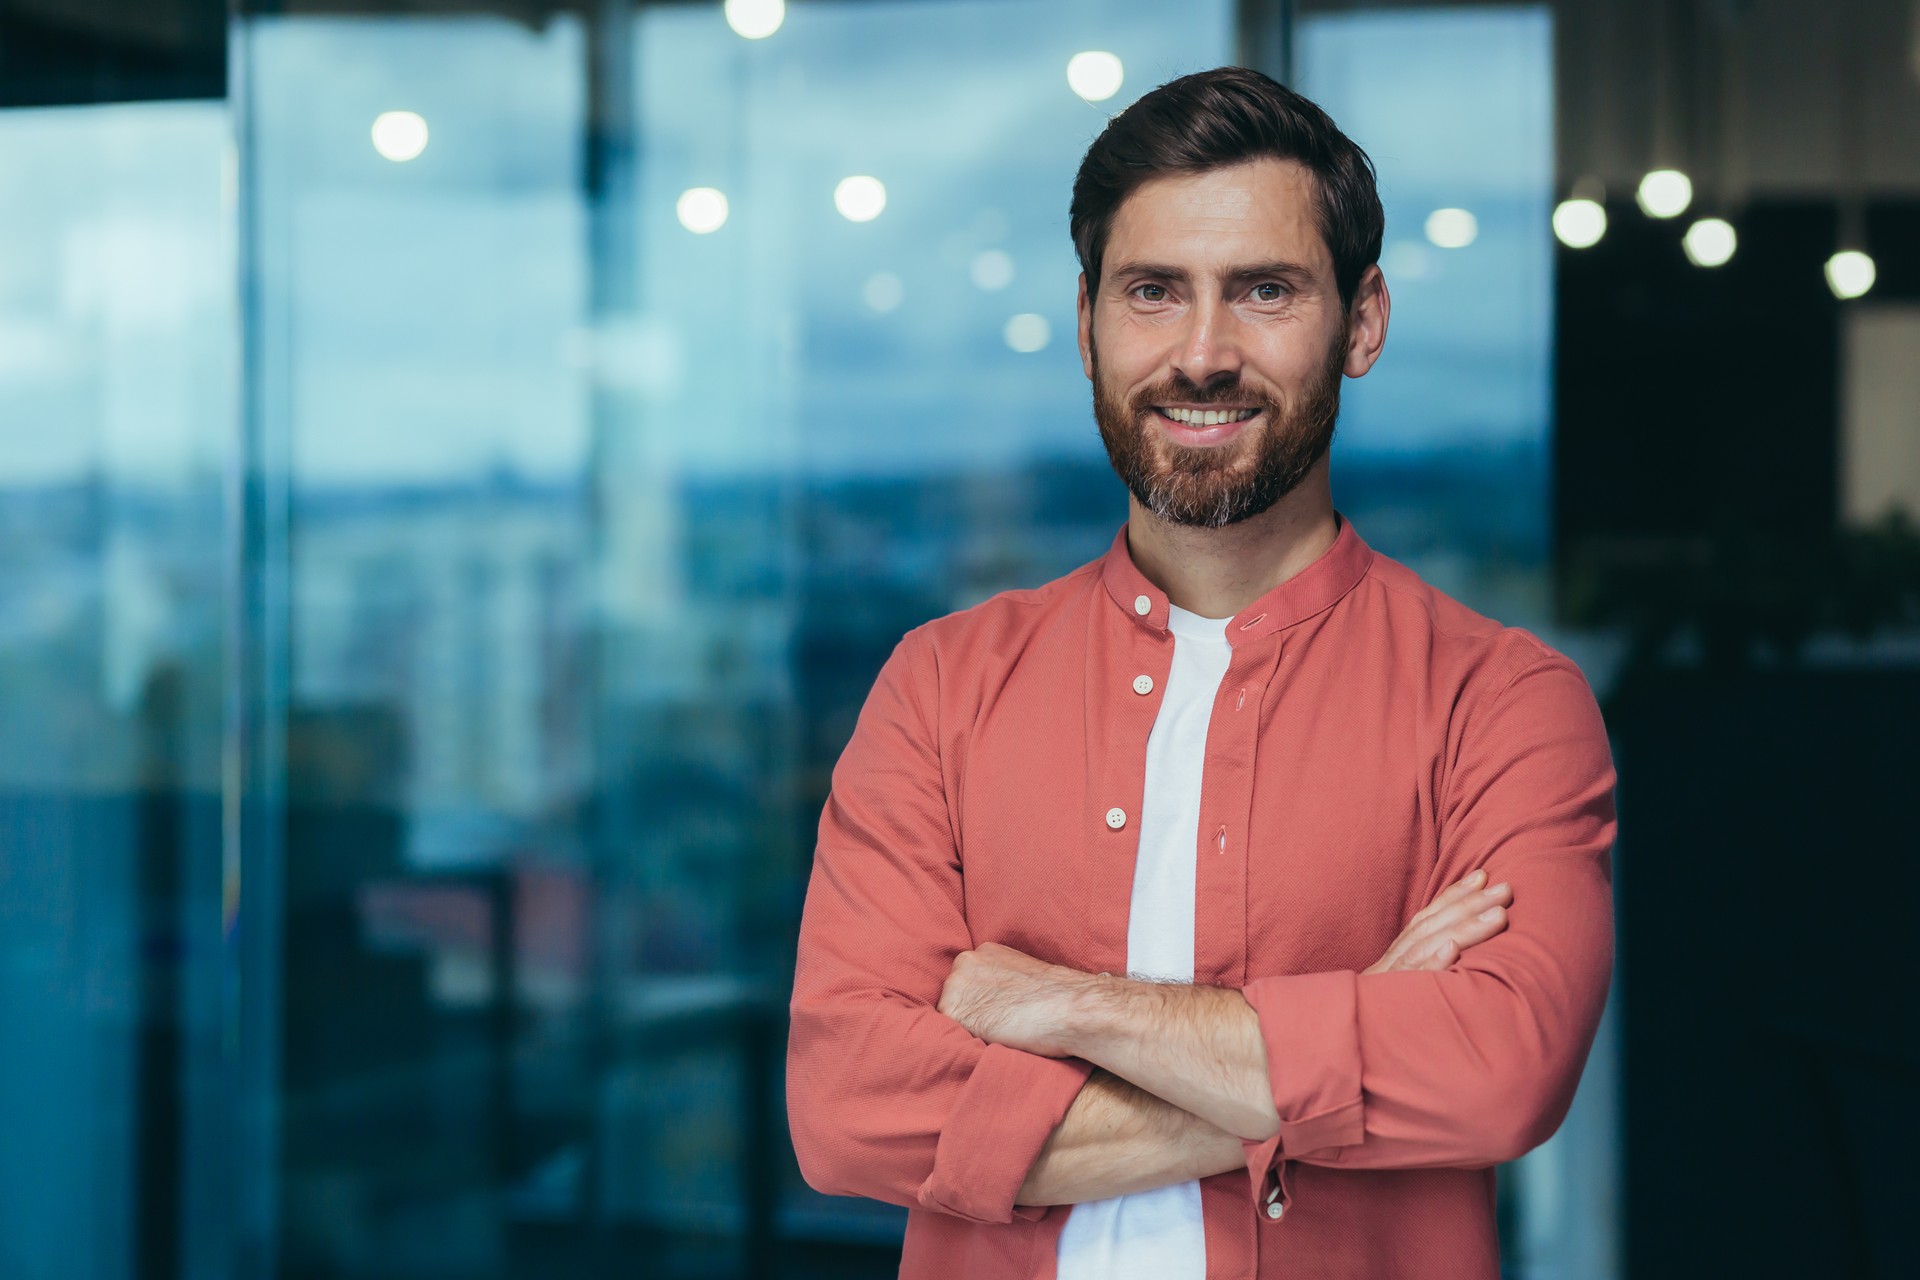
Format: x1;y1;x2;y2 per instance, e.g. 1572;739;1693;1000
1235;687;1246;711
1216;826;1227;853
1238;613;1267;630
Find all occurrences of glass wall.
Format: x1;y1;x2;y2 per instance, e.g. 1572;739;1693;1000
0;100;234;1280
1;3;1627;1278
239;2;1233;1276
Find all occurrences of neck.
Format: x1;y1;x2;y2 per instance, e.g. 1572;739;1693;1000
1124;459;1339;620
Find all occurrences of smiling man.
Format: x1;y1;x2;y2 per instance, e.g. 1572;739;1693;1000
787;67;1616;1279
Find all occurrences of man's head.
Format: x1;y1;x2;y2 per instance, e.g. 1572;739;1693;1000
1071;67;1389;529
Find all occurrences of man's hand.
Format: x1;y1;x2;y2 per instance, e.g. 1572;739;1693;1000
1364;868;1512;975
937;942;1098;1058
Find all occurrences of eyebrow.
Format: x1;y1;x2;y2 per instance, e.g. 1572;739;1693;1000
1107;259;1319;291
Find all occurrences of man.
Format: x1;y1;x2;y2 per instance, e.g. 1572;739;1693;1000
786;66;1615;1279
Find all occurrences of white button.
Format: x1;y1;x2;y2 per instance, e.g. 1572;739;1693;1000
1104;807;1127;830
1133;594;1151;615
1132;674;1153;695
1266;1200;1284;1220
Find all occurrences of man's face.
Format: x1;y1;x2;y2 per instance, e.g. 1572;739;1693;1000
1079;158;1369;528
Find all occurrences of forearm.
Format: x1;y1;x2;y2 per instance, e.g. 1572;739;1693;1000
1015;1068;1246;1207
1067;977;1281;1142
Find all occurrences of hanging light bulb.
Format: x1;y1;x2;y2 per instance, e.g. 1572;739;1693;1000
1636;169;1693;218
1682;217;1737;267
1552;199;1607;248
1825;250;1876;299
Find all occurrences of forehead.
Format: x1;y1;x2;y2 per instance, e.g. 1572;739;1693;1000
1104;157;1329;275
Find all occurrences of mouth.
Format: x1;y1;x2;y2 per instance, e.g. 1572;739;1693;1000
1149;403;1262;446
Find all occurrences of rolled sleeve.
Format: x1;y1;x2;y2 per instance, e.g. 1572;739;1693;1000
787;631;1088;1225
1237;650;1616;1192
1237;969;1366;1211
920;1043;1095;1223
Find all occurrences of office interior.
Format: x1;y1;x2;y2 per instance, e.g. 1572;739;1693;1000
0;0;1914;1277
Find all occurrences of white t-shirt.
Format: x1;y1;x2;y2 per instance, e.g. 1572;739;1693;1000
1056;603;1232;1280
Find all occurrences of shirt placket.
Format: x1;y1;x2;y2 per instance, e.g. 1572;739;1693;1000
1081;600;1176;972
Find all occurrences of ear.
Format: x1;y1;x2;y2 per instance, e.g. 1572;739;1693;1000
1076;273;1095;381
1342;264;1390;378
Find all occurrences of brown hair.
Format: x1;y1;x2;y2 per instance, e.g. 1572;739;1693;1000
1069;66;1384;308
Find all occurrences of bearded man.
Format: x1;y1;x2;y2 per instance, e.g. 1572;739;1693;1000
786;66;1615;1280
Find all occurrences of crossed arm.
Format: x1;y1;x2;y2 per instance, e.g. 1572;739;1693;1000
927;871;1519;1208
787;638;1616;1224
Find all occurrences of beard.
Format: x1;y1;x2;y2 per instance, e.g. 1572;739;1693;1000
1092;325;1346;529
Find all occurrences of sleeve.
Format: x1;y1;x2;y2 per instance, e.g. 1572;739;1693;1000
1237;653;1617;1206
785;630;1095;1225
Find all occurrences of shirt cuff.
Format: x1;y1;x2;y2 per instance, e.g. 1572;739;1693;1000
917;1043;1095;1224
1237;969;1366;1216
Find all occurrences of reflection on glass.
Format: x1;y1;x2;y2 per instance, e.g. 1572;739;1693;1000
1298;5;1555;626
0;101;233;1280
243;1;1231;1275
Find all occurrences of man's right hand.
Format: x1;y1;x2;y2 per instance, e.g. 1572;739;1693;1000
1363;869;1512;974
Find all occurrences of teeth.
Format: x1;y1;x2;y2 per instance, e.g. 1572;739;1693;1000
1164;407;1256;426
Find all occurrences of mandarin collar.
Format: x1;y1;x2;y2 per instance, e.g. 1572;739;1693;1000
1098;512;1375;644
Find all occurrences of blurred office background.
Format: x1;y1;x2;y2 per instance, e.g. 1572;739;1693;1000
0;0;1914;1277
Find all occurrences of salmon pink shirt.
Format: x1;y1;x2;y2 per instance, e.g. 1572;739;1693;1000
786;514;1617;1279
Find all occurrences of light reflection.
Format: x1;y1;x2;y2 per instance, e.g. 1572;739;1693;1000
1825;250;1876;299
675;187;729;234
1635;169;1692;219
969;249;1014;291
723;0;785;40
370;110;429;162
1552;198;1606;248
1424;208;1477;249
1004;313;1050;352
862;271;904;313
1067;51;1125;102
1681;217;1736;268
834;175;887;222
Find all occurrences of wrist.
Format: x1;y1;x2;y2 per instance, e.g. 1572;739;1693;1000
1059;969;1136;1063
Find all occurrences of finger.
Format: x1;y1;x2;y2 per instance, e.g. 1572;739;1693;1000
1406;869;1487;928
1410;902;1511;969
1394;881;1511;957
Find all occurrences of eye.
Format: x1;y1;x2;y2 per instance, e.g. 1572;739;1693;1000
1133;283;1167;303
1251;281;1288;302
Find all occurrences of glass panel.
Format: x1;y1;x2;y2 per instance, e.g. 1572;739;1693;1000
0;101;234;1280
1298;4;1556;627
239;2;1231;1276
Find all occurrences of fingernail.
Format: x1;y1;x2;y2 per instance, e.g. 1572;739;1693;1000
1465;869;1485;887
1487;882;1509;896
1480;907;1503;921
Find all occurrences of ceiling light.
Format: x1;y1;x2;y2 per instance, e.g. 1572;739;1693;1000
1681;217;1737;267
1552;198;1607;248
1424;208;1478;249
834;176;887;223
1067;52;1125;103
724;0;784;39
1636;169;1692;218
371;111;429;162
1825;250;1876;300
675;187;729;234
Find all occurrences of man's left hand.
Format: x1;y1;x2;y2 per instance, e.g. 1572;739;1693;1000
937;942;1099;1058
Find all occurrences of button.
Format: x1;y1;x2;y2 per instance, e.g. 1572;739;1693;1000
1104;807;1127;830
1133;594;1151;616
1266;1201;1284;1220
1132;674;1153;695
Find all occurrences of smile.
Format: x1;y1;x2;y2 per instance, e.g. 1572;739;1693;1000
1154;406;1260;426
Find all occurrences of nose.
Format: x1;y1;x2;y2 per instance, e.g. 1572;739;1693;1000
1169;293;1246;391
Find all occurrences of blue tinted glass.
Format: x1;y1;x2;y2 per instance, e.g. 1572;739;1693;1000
1299;6;1555;621
242;4;1231;1274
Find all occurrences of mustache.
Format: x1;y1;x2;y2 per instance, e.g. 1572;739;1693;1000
1132;373;1282;410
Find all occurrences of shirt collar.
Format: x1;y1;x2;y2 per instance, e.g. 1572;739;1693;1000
1098;511;1375;644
